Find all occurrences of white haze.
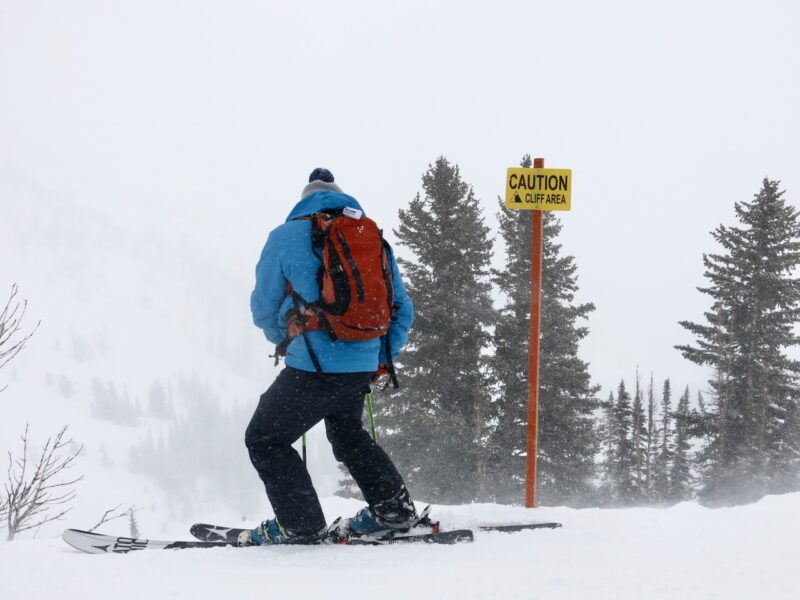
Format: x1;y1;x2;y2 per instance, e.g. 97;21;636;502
2;1;799;394
0;0;799;537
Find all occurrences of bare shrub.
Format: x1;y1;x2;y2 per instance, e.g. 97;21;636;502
2;424;83;540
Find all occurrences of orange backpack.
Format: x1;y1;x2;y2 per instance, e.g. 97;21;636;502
276;206;398;385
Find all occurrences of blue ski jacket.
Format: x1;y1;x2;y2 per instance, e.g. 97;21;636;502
250;190;414;373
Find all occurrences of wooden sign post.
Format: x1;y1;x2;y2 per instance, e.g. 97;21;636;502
504;157;572;508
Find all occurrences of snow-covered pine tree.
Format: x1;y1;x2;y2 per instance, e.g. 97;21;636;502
488;154;599;506
598;389;617;504
691;387;720;496
645;373;658;502
677;179;800;503
771;384;800;494
374;157;496;503
631;371;649;502
600;380;636;505
670;385;693;502
651;378;673;501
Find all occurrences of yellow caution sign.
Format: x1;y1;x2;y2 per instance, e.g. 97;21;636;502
505;168;572;211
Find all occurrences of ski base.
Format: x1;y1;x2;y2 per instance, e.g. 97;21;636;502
62;526;472;554
479;522;562;532
344;528;472;545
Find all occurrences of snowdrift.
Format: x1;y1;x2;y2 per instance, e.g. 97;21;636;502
1;493;798;600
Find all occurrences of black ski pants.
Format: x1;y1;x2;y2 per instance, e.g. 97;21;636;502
245;367;406;535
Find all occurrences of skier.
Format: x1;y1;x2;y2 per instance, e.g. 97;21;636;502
245;168;416;545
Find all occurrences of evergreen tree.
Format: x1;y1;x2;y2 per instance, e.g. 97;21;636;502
489;154;599;506
644;373;658;502
670;385;693;501
91;379;142;426
147;379;173;419
692;388;718;494
678;179;800;503
630;371;648;500
375;157;496;503
598;390;617;505
772;385;800;494
601;380;635;505
652;379;673;500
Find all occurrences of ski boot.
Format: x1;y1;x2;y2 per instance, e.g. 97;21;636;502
238;518;327;546
335;486;435;541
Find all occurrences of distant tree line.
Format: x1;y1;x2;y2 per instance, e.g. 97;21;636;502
343;158;800;508
128;375;262;515
598;376;696;505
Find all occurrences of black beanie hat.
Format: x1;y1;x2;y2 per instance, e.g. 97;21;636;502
308;168;335;183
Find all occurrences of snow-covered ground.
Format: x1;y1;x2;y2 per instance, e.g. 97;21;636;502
2;493;798;600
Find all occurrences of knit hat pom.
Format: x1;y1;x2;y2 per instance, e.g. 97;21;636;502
308;168;335;183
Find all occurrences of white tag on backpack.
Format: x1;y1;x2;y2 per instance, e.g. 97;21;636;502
343;206;363;219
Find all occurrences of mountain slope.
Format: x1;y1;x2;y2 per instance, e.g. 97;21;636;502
0;169;343;537
2;494;798;600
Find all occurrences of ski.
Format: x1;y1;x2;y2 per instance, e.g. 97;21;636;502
345;528;473;545
191;505;439;545
189;522;456;546
479;522;562;532
190;522;246;545
190;518;561;544
62;526;473;554
62;529;229;554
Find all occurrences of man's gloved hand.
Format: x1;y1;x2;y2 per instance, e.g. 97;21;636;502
371;364;391;383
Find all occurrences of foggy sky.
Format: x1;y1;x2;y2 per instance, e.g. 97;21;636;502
2;0;799;397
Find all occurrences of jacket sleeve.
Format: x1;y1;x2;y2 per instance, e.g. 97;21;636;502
380;246;414;363
250;231;288;345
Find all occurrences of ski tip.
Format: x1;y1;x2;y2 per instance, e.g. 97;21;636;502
62;529;110;554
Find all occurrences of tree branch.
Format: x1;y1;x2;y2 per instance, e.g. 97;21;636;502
88;504;138;532
0;284;40;392
2;424;83;540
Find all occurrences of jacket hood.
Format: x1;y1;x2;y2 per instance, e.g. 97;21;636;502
285;190;366;222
